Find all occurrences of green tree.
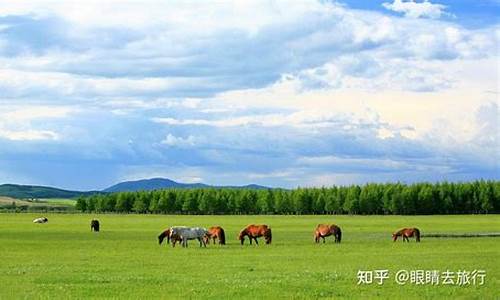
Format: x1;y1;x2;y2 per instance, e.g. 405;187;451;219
132;197;147;213
417;184;434;214
157;192;169;213
182;190;198;214
313;193;326;214
115;193;133;213
76;196;87;212
343;186;360;214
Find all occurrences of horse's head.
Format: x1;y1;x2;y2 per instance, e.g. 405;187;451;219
203;233;210;245
158;229;172;245
392;233;398;242
238;229;246;245
158;232;166;245
264;228;272;244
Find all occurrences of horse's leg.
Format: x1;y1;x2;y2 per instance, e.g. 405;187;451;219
322;236;325;243
249;237;252;245
254;237;259;245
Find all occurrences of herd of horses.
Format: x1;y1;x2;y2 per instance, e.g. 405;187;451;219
32;217;421;247
157;223;421;247
157;224;273;247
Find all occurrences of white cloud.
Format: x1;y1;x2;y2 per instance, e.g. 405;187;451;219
2;106;73;121
0;129;59;141
0;105;74;141
152;109;373;129
0;0;498;186
161;133;197;147
382;0;449;19
377;128;396;139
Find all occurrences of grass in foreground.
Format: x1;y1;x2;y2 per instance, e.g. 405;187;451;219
0;214;498;299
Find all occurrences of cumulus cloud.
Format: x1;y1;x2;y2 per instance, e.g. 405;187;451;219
0;105;74;141
382;0;450;19
0;0;497;188
0;129;59;141
161;134;197;147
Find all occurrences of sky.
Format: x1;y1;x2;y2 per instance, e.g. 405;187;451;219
0;0;498;190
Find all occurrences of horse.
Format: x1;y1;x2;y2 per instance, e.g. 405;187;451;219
203;226;226;245
90;219;100;232
393;227;421;242
170;227;208;248
158;226;184;247
238;224;272;245
33;217;48;224
314;224;342;243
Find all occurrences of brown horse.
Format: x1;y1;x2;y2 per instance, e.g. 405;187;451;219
393;227;421;242
238;224;272;245
204;226;226;245
157;228;182;246
314;224;342;243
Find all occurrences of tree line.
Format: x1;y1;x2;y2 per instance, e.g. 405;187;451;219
76;180;499;215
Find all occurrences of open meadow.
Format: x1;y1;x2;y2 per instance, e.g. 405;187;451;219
0;214;499;299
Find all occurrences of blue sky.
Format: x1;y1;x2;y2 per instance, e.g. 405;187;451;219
0;0;498;190
343;0;500;28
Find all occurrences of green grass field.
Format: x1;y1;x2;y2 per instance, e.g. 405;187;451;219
0;214;498;299
0;197;75;212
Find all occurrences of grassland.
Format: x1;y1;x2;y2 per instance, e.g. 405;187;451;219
0;197;75;207
0;214;498;299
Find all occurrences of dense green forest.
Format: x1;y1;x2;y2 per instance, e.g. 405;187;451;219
76;180;500;215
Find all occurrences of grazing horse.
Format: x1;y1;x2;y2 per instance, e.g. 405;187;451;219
393;227;421;242
203;226;226;245
33;217;48;224
158;226;184;247
238;224;272;245
90;219;100;232
314;224;342;243
170;227;208;248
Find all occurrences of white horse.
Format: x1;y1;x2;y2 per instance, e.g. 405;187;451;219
33;217;48;223
170;227;208;248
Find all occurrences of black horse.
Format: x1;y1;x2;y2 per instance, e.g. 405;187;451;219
90;219;100;232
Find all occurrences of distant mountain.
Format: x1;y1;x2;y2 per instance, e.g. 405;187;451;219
103;177;269;192
103;178;209;193
0;178;271;199
0;184;95;199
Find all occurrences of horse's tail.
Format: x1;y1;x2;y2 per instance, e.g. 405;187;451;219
266;228;272;244
219;228;226;245
415;228;420;242
336;227;342;243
